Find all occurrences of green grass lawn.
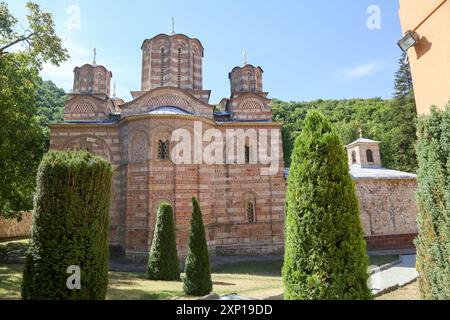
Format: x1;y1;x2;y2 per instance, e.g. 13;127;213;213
0;245;401;300
0;262;283;300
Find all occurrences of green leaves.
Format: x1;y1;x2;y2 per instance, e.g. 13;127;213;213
0;54;47;218
147;203;180;281
0;1;69;69
415;107;450;300
282;110;372;300
0;2;68;219
183;197;212;296
22;151;113;300
272;53;418;173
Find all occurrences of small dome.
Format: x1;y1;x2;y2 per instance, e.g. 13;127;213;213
146;106;192;115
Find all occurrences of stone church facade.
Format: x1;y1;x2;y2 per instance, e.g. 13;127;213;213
346;138;418;251
48;32;418;261
49;33;286;262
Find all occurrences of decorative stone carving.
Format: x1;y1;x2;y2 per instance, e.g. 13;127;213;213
63;136;112;162
130;132;149;163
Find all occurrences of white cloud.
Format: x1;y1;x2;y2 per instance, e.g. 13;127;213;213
340;62;381;80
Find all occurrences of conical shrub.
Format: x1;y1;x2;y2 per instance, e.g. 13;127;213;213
147;202;180;280
183;197;212;296
282;110;372;300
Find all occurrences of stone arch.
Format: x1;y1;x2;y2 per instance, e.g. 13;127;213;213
150;125;174;162
244;192;256;223
62;135;112;162
366;149;374;163
352;151;357;164
128;128;150;163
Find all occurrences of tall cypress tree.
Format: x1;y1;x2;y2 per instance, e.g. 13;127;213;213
387;52;418;173
394;52;415;100
147;202;180;281
415;107;450;300
183;197;212;296
282;110;371;300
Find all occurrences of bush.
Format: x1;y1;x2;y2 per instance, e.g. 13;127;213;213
415;106;450;300
183;197;212;296
21;151;113;300
147;202;180;280
282;110;372;300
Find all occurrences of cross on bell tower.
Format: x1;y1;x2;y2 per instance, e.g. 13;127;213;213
93;48;97;65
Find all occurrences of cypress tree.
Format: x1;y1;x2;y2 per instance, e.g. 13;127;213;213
147;202;180;280
21;151;113;300
282;110;372;300
415;106;450;300
183;197;212;296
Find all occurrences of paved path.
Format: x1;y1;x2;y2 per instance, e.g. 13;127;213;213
368;255;418;296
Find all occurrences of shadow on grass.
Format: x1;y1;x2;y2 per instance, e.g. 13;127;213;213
107;287;179;300
212;281;235;286
213;260;283;277
0;264;23;300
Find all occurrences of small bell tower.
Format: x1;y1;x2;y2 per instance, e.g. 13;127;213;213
346;137;381;168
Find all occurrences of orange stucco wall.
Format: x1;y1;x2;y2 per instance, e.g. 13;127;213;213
399;0;450;115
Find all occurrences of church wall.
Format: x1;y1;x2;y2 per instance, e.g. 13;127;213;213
355;178;418;250
49;124;123;248
116;117;286;262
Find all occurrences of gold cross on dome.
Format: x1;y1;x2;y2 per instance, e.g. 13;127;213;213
93;48;97;65
172;17;175;34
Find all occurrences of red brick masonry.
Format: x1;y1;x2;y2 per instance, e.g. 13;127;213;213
364;233;417;251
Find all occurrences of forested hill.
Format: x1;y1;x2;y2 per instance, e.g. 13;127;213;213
271;97;418;173
35;79;66;126
34;81;418;174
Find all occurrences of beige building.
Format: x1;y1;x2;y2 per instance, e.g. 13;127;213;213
399;0;450;114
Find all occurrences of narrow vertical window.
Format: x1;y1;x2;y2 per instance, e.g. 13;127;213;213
246;202;255;223
352;151;357;164
158;140;170;160
160;48;165;86
247;72;253;91
177;48;182;88
366;149;374;163
245;145;250;164
192;51;196;89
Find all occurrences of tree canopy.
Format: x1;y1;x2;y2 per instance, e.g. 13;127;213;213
272;54;418;173
0;2;67;218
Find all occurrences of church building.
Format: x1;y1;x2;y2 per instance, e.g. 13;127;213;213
49;33;286;262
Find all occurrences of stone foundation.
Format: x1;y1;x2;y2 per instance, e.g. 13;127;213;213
365;233;417;251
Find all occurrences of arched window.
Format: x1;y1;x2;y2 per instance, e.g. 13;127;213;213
160;48;165;86
246;202;255;223
157;140;169;160
192;51;195;87
245;145;250;164
177;48;182;88
248;71;255;92
352;151;357;164
366;149;374;163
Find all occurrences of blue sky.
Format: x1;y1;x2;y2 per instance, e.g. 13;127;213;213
6;0;404;103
